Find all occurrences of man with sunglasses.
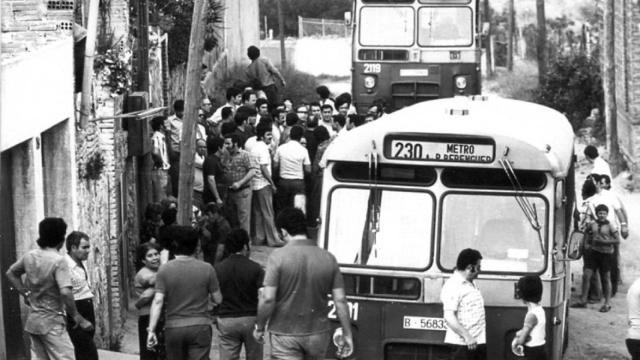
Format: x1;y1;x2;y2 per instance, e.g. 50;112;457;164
441;248;486;360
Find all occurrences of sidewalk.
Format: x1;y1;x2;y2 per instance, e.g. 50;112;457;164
98;349;138;360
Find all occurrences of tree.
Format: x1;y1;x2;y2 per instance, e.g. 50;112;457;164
536;0;547;84
602;0;622;174
149;0;224;69
507;0;514;71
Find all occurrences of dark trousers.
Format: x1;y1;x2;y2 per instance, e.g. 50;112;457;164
627;339;640;360
262;84;279;109
276;178;305;213
524;345;547;360
169;152;180;197
139;315;166;360
66;298;98;360
165;324;212;360
450;344;487;360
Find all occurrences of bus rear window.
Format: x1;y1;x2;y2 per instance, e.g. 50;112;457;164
360;7;415;46
441;168;547;190
343;274;421;300
362;0;414;2
417;7;473;46
333;162;436;186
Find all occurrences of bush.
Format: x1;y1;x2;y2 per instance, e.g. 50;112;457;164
534;53;603;132
210;64;319;108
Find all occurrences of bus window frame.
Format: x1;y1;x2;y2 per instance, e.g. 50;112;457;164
323;184;437;271
358;6;417;47
436;190;550;276
416;5;474;48
418;0;472;4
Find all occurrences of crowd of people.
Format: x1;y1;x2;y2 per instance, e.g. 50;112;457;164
149;45;387;252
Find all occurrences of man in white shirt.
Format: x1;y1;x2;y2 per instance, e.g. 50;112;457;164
151;116;170;202
274;125;311;214
441;248;486;360
209;87;241;125
194;138;207;209
332;114;348;137
250;122;284;247
319;104;336;137
168;99;185;196
65;231;98;360
584;145;612;179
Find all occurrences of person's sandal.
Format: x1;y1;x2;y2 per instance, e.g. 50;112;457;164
599;304;611;313
570;302;587;308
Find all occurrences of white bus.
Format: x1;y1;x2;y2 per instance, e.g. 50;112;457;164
319;96;577;359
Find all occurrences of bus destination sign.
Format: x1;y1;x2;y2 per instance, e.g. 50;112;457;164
387;138;494;163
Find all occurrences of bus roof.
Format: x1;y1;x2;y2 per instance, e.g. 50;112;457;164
325;96;575;177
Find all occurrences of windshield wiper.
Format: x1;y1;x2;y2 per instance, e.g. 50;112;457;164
355;142;380;265
499;156;545;254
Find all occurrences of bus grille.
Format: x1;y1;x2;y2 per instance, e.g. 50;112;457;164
391;82;440;108
385;343;450;360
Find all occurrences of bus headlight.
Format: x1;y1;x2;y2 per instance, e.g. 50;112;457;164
455;76;468;90
364;76;376;89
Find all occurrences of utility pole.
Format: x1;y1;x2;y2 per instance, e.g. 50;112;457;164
506;0;514;71
535;0;547;84
79;0;99;128
603;0;621;174
277;0;286;67
177;0;208;225
483;0;493;77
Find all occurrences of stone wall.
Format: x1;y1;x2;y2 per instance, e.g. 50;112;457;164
75;122;115;348
613;0;640;187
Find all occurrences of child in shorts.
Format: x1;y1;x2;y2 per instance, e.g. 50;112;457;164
512;275;547;360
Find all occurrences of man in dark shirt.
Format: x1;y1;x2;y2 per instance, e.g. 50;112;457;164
254;208;354;359
215;229;265;360
246;45;286;107
203;136;228;205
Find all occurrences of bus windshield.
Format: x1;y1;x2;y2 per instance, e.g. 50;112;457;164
327;187;433;269
359;7;415;46
439;193;547;273
417;7;473;46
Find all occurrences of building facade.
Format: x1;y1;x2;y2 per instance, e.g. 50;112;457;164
613;0;640;186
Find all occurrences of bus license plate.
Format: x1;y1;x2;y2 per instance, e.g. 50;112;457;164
403;316;447;331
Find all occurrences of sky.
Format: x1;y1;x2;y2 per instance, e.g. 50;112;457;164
488;0;595;24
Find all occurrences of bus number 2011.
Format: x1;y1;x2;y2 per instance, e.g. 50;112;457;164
328;300;359;321
394;141;423;159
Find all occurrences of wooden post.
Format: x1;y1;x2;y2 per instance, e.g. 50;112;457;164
507;0;514;71
603;0;622;175
277;0;286;67
322;18;326;37
483;0;493;77
79;0;99;128
298;15;302;37
177;0;208;225
536;0;547;84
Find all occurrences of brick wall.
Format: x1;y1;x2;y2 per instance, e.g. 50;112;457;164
1;0;73;59
75;121;116;348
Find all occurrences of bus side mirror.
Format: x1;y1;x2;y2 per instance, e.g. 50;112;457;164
344;11;352;26
565;231;584;260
